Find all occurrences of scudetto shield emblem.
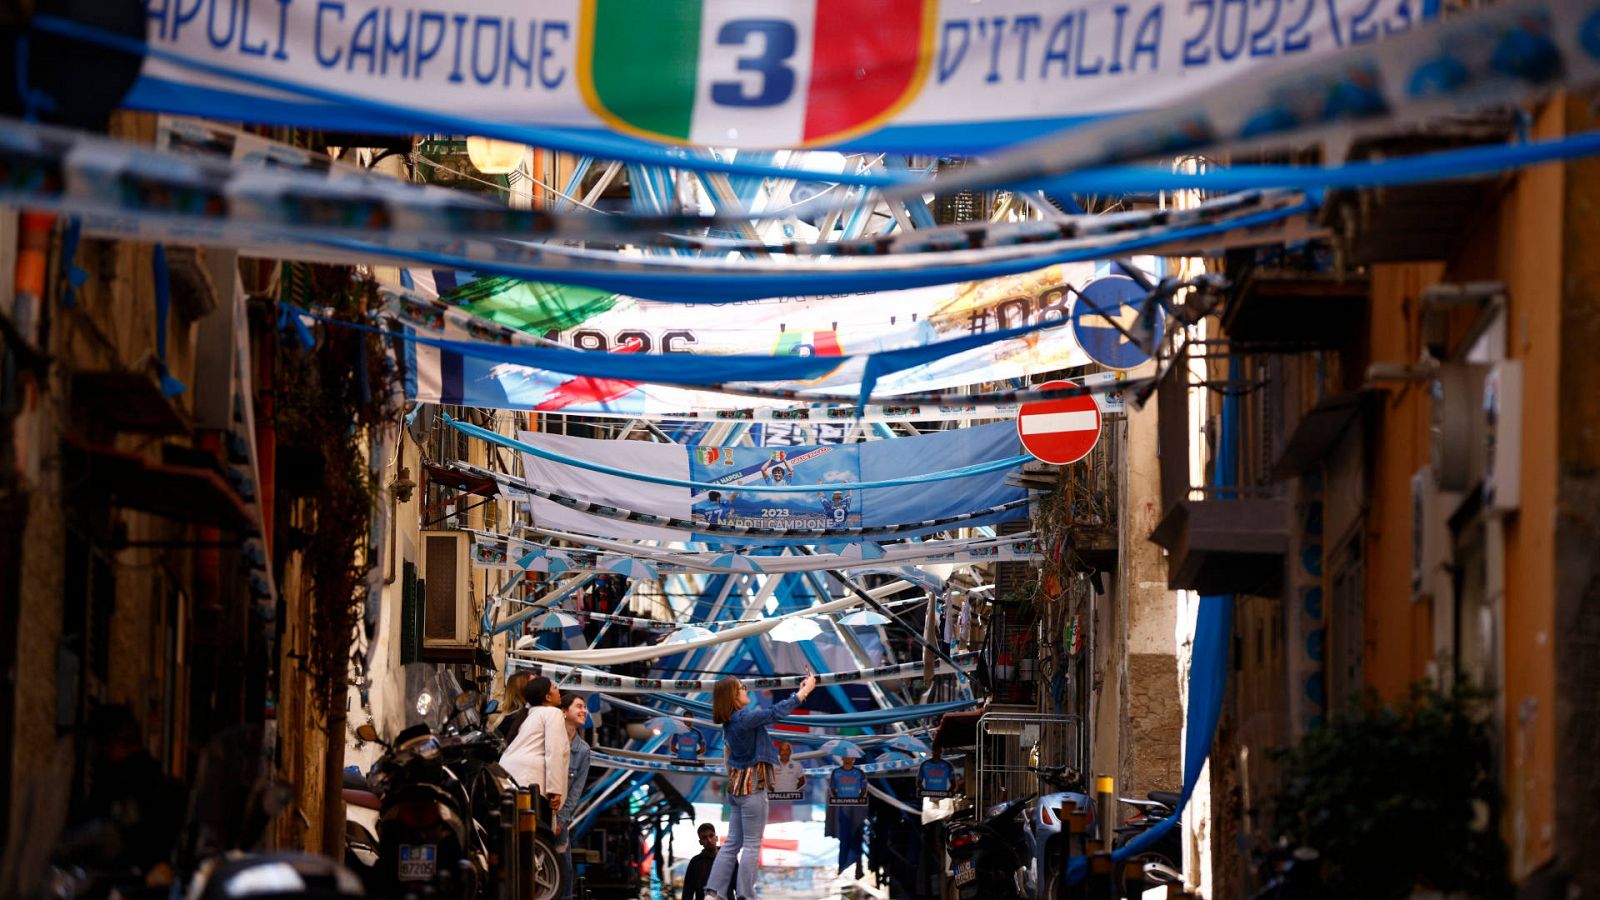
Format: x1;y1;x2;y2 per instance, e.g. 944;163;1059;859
578;0;935;147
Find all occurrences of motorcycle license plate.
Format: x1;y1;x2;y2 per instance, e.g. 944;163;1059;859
398;844;437;881
954;860;977;887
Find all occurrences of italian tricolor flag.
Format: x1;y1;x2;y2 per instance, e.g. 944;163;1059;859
580;0;933;147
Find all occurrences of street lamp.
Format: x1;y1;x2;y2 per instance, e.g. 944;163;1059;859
465;136;527;174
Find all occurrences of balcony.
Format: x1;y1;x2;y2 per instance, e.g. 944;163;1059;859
1321;114;1517;265
1222;269;1368;353
1150;491;1288;595
1150;345;1289;595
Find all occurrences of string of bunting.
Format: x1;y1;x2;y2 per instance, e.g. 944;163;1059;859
508;654;978;695
296;300;1082;408
384;288;1143;413
504;591;937;634
311;197;1316;302
640;694;976;728
9;113;1293;257
0;114;1303;274
472;529;1037;574
873;0;1600;202
589;749;920;779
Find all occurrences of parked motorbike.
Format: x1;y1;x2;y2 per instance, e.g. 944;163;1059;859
1025;765;1096;899
352;680;560;900
946;764;1095;900
1113;790;1184;898
947;795;1031;900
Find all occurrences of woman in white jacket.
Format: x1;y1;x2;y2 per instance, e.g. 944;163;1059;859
498;676;569;814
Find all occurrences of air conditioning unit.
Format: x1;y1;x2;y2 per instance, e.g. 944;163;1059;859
420;530;475;657
1430;363;1487;491
1482;361;1522;513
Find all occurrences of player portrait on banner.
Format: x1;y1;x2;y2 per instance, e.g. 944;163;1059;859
670;726;705;764
917;753;958;799
828;755;868;806
768;742;807;801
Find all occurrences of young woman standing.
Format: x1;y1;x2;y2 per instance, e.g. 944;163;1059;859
554;693;592;900
497;676;569;815
704;673;818;900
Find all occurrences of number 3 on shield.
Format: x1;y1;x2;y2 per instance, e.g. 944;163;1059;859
712;19;798;107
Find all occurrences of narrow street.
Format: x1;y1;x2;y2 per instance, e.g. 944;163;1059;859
0;3;1597;899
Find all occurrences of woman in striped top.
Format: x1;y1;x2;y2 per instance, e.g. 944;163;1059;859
703;673;817;900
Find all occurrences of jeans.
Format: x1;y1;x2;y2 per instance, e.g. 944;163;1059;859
557;839;574;899
707;790;767;899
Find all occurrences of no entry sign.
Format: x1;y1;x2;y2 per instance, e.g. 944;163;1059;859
1017;380;1101;465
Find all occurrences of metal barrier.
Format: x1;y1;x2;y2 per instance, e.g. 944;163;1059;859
974;712;1084;814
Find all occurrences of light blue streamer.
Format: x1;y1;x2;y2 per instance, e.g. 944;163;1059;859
288;300;1067;400
317;200;1314;302
1067;594;1233;885
599;694;949;744
443;414;1028;495
646;693;974;726
1031;131;1600;195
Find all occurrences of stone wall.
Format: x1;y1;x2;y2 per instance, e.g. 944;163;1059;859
1127;653;1183;795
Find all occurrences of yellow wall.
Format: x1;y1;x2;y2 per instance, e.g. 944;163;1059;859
1360;100;1566;877
1492;102;1562;879
1362;262;1443;701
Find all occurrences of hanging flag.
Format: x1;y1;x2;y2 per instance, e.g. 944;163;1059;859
120;0;1420;152
581;0;932;146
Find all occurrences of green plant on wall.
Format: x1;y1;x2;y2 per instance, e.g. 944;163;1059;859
1271;680;1510;899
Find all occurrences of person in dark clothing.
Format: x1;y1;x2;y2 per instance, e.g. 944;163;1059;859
69;705;186;887
681;823;736;900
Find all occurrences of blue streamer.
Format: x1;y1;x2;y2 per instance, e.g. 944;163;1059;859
150;245;186;398
646;693;974;727
317;200;1314;302
1030;131;1600;195
12;34;57;122
29;15;911;191
1067;594;1233;885
288;300;1072;398
59;217;85;307
444;414;1026;494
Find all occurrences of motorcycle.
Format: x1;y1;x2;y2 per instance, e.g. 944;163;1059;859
1024;765;1096;899
947;796;1031;900
353;679;561;900
1112;790;1184;898
946;765;1096;900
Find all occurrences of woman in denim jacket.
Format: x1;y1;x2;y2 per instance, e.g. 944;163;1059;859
704;673;817;900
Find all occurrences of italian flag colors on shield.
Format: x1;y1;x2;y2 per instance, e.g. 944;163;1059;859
579;0;934;147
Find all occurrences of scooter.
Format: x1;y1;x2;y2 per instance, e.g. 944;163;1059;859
1022;765;1097;899
946;765;1095;900
1113;791;1184;898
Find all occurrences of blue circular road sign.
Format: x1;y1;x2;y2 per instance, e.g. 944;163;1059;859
1070;275;1160;370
